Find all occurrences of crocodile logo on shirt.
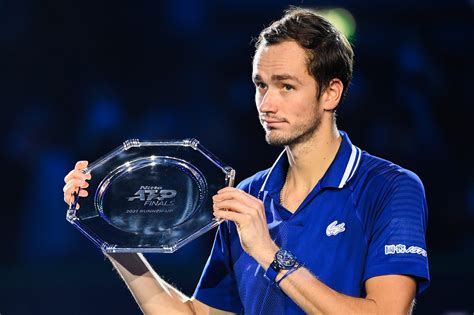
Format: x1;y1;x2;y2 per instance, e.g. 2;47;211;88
326;220;346;236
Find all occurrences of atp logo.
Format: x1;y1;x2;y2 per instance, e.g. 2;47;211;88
127;186;177;206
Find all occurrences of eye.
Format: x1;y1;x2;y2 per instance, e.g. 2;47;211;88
255;82;267;89
283;84;294;91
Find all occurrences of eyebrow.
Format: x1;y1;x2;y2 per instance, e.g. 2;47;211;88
253;74;303;85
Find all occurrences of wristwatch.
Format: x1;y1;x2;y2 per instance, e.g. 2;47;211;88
264;248;298;284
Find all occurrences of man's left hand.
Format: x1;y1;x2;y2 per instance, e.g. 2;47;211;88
212;187;278;267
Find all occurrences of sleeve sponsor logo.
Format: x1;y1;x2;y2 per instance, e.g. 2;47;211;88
384;244;427;257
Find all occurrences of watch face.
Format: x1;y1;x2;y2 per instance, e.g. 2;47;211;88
276;249;296;269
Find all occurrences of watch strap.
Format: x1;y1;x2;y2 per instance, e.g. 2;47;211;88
264;263;279;284
275;261;304;289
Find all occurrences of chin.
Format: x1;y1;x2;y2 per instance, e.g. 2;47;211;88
265;132;294;147
265;126;318;147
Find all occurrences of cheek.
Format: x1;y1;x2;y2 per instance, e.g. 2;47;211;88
289;101;316;121
295;92;318;114
255;93;262;109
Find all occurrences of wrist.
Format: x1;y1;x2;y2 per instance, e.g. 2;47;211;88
263;248;302;286
275;261;304;289
251;242;280;270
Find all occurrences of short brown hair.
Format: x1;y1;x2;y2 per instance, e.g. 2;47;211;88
255;7;354;101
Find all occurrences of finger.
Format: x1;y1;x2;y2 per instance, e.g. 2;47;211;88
64;170;77;183
213;190;261;209
64;191;80;207
213;200;255;215
63;178;89;193
217;187;241;194
213;208;245;224
64;189;77;205
217;187;261;203
64;190;84;209
75;160;89;170
63;183;88;205
78;190;88;197
214;189;251;202
64;169;91;183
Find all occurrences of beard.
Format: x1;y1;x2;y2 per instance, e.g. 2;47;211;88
264;111;322;147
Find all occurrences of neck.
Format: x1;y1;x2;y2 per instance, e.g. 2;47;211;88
284;121;341;194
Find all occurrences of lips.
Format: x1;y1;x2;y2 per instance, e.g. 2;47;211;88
263;119;284;124
261;119;287;129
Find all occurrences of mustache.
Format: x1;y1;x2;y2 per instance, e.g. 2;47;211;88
259;114;288;122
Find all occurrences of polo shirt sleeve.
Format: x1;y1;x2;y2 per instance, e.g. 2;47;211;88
193;221;243;313
363;170;430;295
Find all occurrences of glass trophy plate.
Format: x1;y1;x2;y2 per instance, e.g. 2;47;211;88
66;139;235;253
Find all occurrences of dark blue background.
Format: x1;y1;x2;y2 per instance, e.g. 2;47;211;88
1;0;472;314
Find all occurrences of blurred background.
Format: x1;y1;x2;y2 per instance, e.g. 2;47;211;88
0;0;472;314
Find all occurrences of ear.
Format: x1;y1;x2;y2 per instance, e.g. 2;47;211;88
321;79;343;111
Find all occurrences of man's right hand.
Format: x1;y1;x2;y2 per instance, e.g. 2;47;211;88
63;160;92;209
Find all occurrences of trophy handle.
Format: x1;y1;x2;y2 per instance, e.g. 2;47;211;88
66;189;81;220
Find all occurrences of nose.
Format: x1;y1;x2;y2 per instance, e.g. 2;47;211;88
256;87;277;114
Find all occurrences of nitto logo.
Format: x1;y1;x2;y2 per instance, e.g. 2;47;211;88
127;186;177;206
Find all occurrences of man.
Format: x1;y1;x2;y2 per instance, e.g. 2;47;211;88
63;7;429;314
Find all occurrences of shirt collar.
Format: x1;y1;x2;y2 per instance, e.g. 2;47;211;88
258;130;362;198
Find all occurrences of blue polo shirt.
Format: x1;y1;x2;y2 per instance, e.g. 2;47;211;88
193;131;430;314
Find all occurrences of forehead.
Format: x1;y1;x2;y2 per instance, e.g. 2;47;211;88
252;40;309;77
